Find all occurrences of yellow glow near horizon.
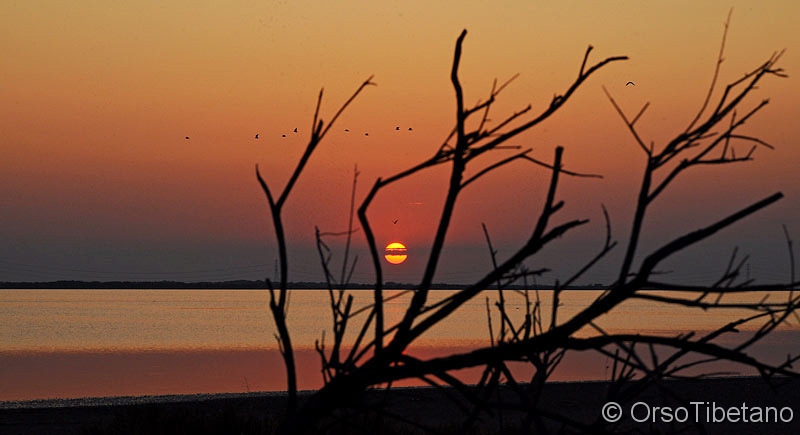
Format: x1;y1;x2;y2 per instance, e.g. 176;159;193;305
384;242;408;265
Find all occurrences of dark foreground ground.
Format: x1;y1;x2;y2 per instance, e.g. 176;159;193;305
2;377;800;434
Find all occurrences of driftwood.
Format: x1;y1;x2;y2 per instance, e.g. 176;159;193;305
258;12;796;434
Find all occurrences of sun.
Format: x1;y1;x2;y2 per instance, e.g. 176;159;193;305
384;242;408;265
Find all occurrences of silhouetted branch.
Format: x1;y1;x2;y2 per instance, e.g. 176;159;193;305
363;333;800;387
608;27;785;285
278;78;375;210
275;18;796;434
560;205;617;290
521;154;604;178
257;76;374;429
685;8;733;133
785;225;796;292
462;150;531;189
638;193;783;278
602;86;651;155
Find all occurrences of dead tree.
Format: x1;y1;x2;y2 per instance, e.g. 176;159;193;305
259;14;797;434
256;78;375;421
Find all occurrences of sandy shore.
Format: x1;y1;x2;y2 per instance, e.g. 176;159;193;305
2;377;800;434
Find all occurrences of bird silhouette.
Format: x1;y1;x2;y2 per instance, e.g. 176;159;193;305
255;133;259;139
395;126;400;131
393;219;398;224
364;132;369;136
185;136;190;140
281;134;286;137
408;127;413;131
345;128;350;132
626;81;635;87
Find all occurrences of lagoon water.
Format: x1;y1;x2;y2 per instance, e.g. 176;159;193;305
1;289;798;401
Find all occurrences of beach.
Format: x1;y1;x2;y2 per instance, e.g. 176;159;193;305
3;377;800;434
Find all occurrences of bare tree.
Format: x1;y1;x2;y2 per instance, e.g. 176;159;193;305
258;13;796;434
256;78;375;420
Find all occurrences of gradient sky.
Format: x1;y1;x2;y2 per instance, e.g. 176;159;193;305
2;1;798;285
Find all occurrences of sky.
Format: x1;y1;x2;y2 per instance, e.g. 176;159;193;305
1;1;798;286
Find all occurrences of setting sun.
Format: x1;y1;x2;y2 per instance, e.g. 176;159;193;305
384;242;408;265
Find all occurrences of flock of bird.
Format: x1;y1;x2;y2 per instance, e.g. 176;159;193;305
185;126;414;140
183;82;636;140
276;126;413;138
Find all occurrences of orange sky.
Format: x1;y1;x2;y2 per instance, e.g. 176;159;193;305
1;1;798;284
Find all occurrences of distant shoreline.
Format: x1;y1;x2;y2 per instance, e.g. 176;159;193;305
0;280;608;290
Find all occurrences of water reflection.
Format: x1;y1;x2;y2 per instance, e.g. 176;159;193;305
1;289;797;401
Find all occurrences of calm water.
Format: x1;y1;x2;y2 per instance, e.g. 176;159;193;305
1;289;797;401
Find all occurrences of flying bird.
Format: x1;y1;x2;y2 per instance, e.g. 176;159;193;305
185;136;190;140
408;127;413;131
393;219;398;224
364;132;369;136
255;133;259;139
626;81;635;87
395;126;400;131
281;134;286;137
293;127;298;133
345;128;350;132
